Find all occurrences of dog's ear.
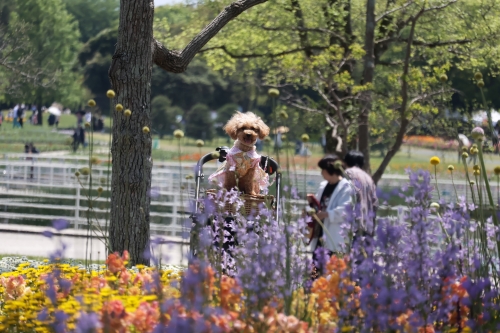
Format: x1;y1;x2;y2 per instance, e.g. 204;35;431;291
257;118;270;139
224;114;239;140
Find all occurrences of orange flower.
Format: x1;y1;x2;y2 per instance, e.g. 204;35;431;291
106;251;129;274
0;275;31;300
128;301;159;333
102;299;127;332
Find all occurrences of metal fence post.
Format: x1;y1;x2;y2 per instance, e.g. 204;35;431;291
75;186;81;229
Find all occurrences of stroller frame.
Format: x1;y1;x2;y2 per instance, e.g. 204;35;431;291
190;146;281;256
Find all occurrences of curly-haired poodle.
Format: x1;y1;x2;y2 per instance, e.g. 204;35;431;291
209;112;270;195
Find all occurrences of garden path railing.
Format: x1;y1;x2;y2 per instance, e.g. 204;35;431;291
0;153;489;236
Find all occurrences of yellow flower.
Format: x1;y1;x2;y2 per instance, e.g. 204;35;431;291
97;187;103;194
196;139;204;147
462;152;469;159
279;110;288;120
124;109;132;117
142;126;150;134
473;165;480;171
473;169;480;176
211;152;220;159
115;104;123;112
90;156;100;165
88;99;96;107
301;134;310;142
430;156;440;166
173;129;184;139
477;80;485;88
439;74;448;82
74;171;80;177
84;122;91;129
470;148;478;155
474;72;483;81
106;90;116;99
494;166;500;176
268;88;280;98
430;202;440;209
447;165;454;171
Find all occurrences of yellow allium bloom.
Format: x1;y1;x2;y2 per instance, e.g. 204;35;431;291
124;109;132;117
301;134;310;142
462;152;469;159
106;90;116;99
430;156;440;166
196;139;204;147
115;104;123;112
88;99;96;107
268;88;280;98
473;169;480;176
494;166;500;175
173;129;184;139
447;165;454;171
142;126;150;134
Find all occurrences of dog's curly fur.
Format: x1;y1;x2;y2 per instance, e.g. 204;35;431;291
223;112;270;195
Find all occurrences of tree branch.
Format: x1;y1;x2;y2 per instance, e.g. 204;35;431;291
153;0;269;73
198;44;329;58
376;0;415;23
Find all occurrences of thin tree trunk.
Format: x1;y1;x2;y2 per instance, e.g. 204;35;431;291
359;0;376;174
108;0;154;265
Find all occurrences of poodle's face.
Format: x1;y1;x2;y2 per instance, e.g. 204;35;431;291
224;112;270;145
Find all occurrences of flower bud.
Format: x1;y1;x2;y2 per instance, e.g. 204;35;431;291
142;126;150;134
80;167;90;176
124;109;132;117
115;104;123;112
462;152;469;159
494;166;500;176
97;187;103;194
477;80;485;88
473;165;480;171
473;169;480;176
447;165;454;171
75;171;80;177
88;99;96;107
196;139;204;147
439;74;448;82
301;134;310;142
90;156;100;165
474;72;483;81
279;110;288;120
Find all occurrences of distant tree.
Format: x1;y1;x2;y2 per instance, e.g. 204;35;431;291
185;103;215;141
150;95;180;138
215;103;239;135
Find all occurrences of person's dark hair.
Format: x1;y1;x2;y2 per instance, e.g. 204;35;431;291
345;150;365;168
318;154;344;176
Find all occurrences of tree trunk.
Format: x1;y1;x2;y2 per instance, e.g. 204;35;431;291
359;0;376;174
108;0;154;265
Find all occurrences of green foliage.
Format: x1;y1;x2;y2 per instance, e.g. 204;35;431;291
1;0;85;107
184;103;215;140
64;0;119;43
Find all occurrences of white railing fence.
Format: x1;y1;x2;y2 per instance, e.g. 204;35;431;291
0;153;490;236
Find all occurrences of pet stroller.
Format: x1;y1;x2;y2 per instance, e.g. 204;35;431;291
189;146;282;259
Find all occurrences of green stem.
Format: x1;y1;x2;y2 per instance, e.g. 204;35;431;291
477;142;500;258
434;165;441;201
450;171;459;202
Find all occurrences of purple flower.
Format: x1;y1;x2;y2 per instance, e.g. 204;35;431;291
52;219;69;231
42;230;53;238
75;312;101;333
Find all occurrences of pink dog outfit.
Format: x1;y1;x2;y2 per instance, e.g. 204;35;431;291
208;140;269;192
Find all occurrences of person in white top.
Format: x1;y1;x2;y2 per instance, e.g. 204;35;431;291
307;155;354;277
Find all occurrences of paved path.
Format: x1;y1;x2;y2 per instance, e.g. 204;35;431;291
0;224;189;265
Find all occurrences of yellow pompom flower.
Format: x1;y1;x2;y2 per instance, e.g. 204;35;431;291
473;165;480;171
211;152;220;159
301;134;310;142
88;99;96;107
90;156;100;165
473;169;480;176
84;122;91;128
142;126;150;134
268;88;280;98
173;129;184;139
80;167;90;176
124;109;132;117
97;187;103;194
115;104;123;112
74;171;80;177
474;72;483;81
430;156;440;166
196;139;204;147
106;90;116;98
447;165;454;171
430;202;440;209
477;80;485;88
439;74;448;82
279;110;288;120
494;166;500;176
